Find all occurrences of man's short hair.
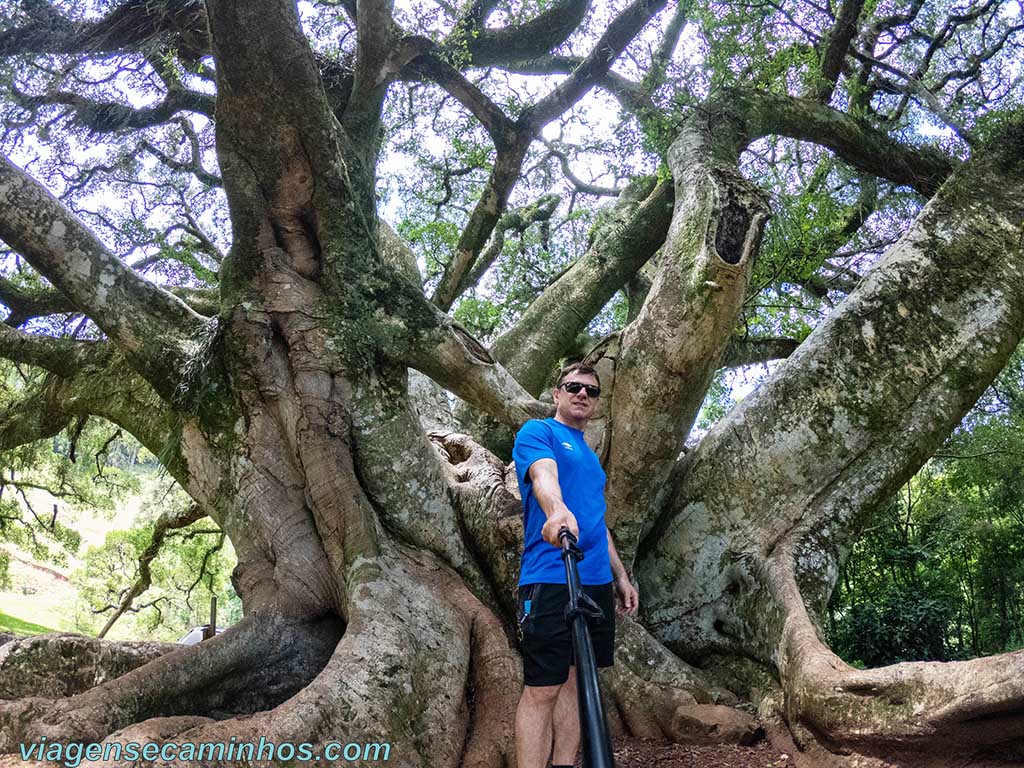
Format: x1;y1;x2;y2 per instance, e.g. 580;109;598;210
556;362;600;388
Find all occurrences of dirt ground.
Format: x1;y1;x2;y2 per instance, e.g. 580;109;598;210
0;741;795;768
599;736;1024;768
587;736;792;768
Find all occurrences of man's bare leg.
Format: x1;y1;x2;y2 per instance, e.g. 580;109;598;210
551;666;580;766
516;683;562;768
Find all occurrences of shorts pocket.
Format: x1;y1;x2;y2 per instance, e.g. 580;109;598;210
517;584;543;636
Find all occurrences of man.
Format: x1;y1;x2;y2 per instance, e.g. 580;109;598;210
512;362;639;768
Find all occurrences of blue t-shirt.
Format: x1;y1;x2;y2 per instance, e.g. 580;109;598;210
513;418;611;586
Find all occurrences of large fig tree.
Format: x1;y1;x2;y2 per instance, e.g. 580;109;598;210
1;0;1022;766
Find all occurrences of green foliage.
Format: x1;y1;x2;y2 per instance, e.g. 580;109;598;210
635;109;681;159
974;106;1024;171
153;232;218;285
0;383;140;571
752;157;878;295
397;218;461;281
696;371;734;431
741;292;816;344
453;296;503;340
0;386;235;641
762;172;846;275
693;0;819;95
0;548;9;590
0;268;48;294
450;135;494;170
0;492;81;572
831;583;955;666
607;291;628;331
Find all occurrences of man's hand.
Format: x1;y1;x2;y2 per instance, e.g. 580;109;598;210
541;508;579;547
614;574;639;616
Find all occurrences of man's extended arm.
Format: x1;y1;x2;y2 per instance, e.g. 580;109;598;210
608;531;639;616
527;458;580;546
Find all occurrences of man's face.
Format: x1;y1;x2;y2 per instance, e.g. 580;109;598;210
552;371;600;425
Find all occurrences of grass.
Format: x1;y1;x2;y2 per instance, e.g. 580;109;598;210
0;608;58;636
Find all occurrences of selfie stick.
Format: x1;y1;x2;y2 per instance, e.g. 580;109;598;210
559;527;616;768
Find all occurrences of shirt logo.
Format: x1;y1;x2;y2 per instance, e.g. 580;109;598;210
561;442;574;451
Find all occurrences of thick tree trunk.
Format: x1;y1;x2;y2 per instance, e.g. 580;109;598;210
596;115;769;563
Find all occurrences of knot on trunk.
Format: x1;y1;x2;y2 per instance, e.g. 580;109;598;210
452;322;495;364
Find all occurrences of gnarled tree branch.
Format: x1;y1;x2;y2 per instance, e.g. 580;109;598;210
521;0;670;132
811;0;867;103
464;192;560;291
341;0;397;144
0;384;74;452
0;0;208;59
430;136;533;311
11;85;215;132
721;89;956;195
0;153;208;398
0;346;185;480
721;336;800;368
450;0;591;68
406;46;515;143
0;324;108;378
429;0;672;312
544;142;623;197
1;277;217;325
492;176;673;395
0;276;76;327
404;318;551;428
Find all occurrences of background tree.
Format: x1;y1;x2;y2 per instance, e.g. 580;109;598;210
0;370;139;589
73;472;242;641
0;1;1023;766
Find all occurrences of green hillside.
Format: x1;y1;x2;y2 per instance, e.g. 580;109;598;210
0;609;56;636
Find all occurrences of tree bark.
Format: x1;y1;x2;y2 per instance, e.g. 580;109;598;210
0;614;342;747
597;113;769;564
637;134;1024;762
0;635;174;701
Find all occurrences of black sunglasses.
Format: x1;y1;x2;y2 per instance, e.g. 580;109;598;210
559;381;601;398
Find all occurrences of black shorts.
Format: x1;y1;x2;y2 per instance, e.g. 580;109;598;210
517;582;615;687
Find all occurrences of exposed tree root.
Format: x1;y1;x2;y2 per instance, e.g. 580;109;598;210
88;548;507;768
445;564;520;768
0;612;341;750
765;557;1024;764
0;634;174;700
